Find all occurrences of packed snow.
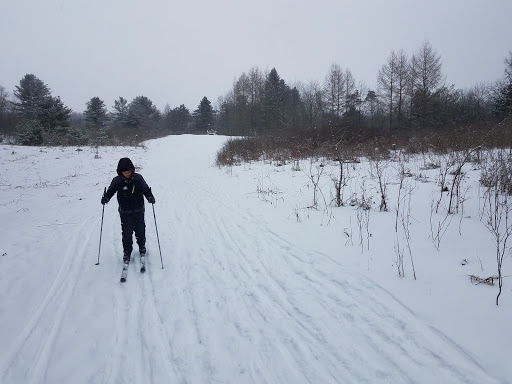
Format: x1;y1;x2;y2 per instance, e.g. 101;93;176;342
0;135;510;383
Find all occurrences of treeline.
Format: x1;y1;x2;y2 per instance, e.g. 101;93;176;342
0;76;215;146
218;42;512;141
1;41;511;147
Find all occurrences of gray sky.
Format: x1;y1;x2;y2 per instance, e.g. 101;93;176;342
1;0;511;113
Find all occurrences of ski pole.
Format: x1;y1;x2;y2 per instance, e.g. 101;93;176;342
151;197;164;269
96;187;106;265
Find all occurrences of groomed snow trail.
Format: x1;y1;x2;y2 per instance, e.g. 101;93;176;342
0;136;502;383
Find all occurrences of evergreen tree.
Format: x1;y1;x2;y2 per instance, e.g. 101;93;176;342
67;125;89;146
37;96;73;144
262;68;290;132
286;86;305;132
111;97;129;126
84;97;109;144
494;52;512;119
15;120;44;145
12;74;73;144
84;97;108;128
12;74;51;121
38;96;72;132
194;97;215;132
363;90;381;128
494;82;512;119
344;90;362;121
166;104;192;133
126;96;160;130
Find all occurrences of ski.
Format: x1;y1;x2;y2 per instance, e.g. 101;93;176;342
140;253;146;273
120;260;129;283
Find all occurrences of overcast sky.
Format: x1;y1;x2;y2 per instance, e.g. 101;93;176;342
1;0;511;113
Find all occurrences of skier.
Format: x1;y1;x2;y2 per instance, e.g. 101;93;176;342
101;157;155;264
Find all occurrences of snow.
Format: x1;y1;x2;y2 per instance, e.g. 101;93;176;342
0;135;510;384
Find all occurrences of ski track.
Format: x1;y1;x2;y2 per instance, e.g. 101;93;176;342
0;214;96;384
136;254;184;383
98;227;181;384
146;165;500;384
0;138;504;384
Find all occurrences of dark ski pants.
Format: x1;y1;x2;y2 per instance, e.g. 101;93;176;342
120;211;146;256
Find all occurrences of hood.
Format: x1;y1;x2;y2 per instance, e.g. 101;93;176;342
117;157;135;176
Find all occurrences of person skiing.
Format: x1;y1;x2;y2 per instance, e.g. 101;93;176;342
101;157;155;264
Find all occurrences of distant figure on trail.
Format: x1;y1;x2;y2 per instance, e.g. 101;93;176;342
101;157;155;263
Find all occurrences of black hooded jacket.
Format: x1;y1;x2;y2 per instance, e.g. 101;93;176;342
105;158;153;213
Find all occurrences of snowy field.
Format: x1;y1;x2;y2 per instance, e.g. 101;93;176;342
0;134;510;383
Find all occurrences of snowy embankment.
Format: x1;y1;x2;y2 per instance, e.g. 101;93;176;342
0;135;510;383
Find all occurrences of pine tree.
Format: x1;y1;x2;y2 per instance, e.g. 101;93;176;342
126;96;160;129
111;97;129;126
262;68;293;132
193;97;215;132
38;96;72;131
166;104;192;133
15;120;44;145
12;74;51;121
37;96;72;144
494;52;512;119
84;97;109;144
84;97;108;128
12;74;72;144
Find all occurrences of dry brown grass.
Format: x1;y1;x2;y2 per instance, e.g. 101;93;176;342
216;121;512;167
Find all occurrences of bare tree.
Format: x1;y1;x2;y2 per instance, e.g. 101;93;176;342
394;150;409;231
342;70;357;115
448;146;480;214
401;184;417;279
0;85;9;115
434;153;455;213
323;63;346;117
300;80;323;130
394;241;405;277
304;160;326;209
430;197;453;250
0;85;15;137
370;155;389;212
480;148;512;305
356;179;372;252
378;50;410;129
378;51;398;129
248;67;264;107
332;158;345;207
332;147;353;207
409;41;445;127
394;175;417;278
394;50;410;127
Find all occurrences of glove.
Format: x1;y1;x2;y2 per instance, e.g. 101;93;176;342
147;196;155;204
101;195;110;205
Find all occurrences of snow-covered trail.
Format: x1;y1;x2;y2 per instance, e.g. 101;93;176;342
0;136;503;383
